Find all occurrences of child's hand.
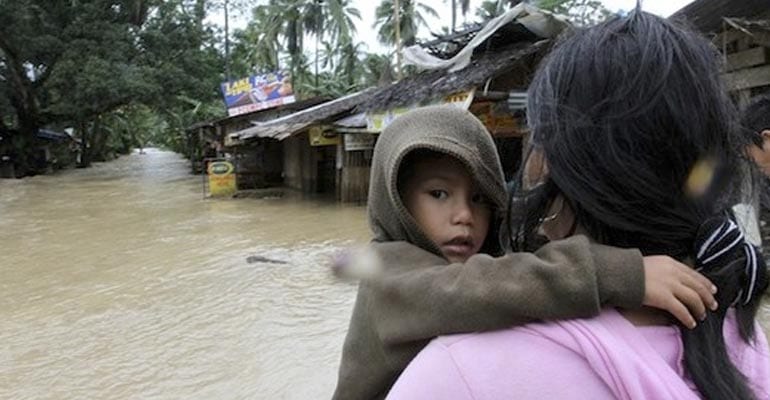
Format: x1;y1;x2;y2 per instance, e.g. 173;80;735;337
642;255;718;329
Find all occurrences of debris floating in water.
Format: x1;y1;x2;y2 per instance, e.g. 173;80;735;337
246;255;288;264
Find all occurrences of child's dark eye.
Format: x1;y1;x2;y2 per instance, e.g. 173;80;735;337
429;190;448;199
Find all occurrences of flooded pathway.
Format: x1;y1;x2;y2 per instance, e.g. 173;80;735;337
0;149;767;399
0;149;368;399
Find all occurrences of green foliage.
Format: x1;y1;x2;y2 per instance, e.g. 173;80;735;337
476;0;505;21
374;0;439;46
362;54;396;87
0;0;227;173
230;0;362;98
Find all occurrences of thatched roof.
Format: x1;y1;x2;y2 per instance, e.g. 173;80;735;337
356;4;564;113
723;18;770;33
671;0;770;33
229;89;375;143
356;40;549;113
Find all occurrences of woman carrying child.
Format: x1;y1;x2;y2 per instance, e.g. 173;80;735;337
386;9;770;399
333;102;719;398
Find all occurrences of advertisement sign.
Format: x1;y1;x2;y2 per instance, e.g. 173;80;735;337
207;160;237;197
469;101;521;137
365;90;475;132
344;133;376;151
220;71;296;116
309;126;341;147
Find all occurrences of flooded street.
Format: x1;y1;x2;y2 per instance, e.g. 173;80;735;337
0;149;368;399
1;149;768;400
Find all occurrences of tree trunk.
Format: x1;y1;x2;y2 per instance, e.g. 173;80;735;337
91;117;108;161
78;120;91;168
315;30;320;92
315;6;323;93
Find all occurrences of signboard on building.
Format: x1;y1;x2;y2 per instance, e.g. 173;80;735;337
220;71;296;116
207;160;237;197
343;133;376;151
365;90;475;132
470;101;521;137
309;126;341;147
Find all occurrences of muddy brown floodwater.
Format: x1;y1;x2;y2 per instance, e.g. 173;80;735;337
1;149;767;399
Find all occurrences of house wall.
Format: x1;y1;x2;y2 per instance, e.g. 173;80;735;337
283;132;318;192
281;131;342;195
283;133;307;191
720;28;770;106
339;148;372;204
233;139;284;189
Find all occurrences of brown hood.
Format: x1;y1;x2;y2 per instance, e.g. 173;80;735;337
367;105;508;258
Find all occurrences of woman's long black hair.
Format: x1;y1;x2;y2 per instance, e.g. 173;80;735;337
510;9;769;400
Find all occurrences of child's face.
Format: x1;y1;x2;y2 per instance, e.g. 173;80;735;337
401;155;491;263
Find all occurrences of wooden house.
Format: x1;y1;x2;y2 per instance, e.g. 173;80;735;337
672;0;770;104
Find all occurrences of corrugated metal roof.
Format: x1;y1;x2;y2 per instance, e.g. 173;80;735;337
228;89;375;143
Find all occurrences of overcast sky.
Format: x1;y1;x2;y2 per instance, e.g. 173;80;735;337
215;0;696;56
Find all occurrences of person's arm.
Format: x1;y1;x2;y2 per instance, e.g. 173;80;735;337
367;235;715;345
367;235;638;344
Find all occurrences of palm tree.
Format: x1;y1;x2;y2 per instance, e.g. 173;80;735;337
449;0;471;32
374;0;438;47
336;41;367;87
476;0;505;21
323;0;362;46
235;4;282;74
303;0;361;92
362;53;395;87
235;0;307;89
374;0;437;78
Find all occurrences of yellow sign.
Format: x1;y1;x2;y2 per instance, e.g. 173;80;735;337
470;101;522;137
365;90;475;132
444;89;475;109
308;126;340;146
207;161;237;197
